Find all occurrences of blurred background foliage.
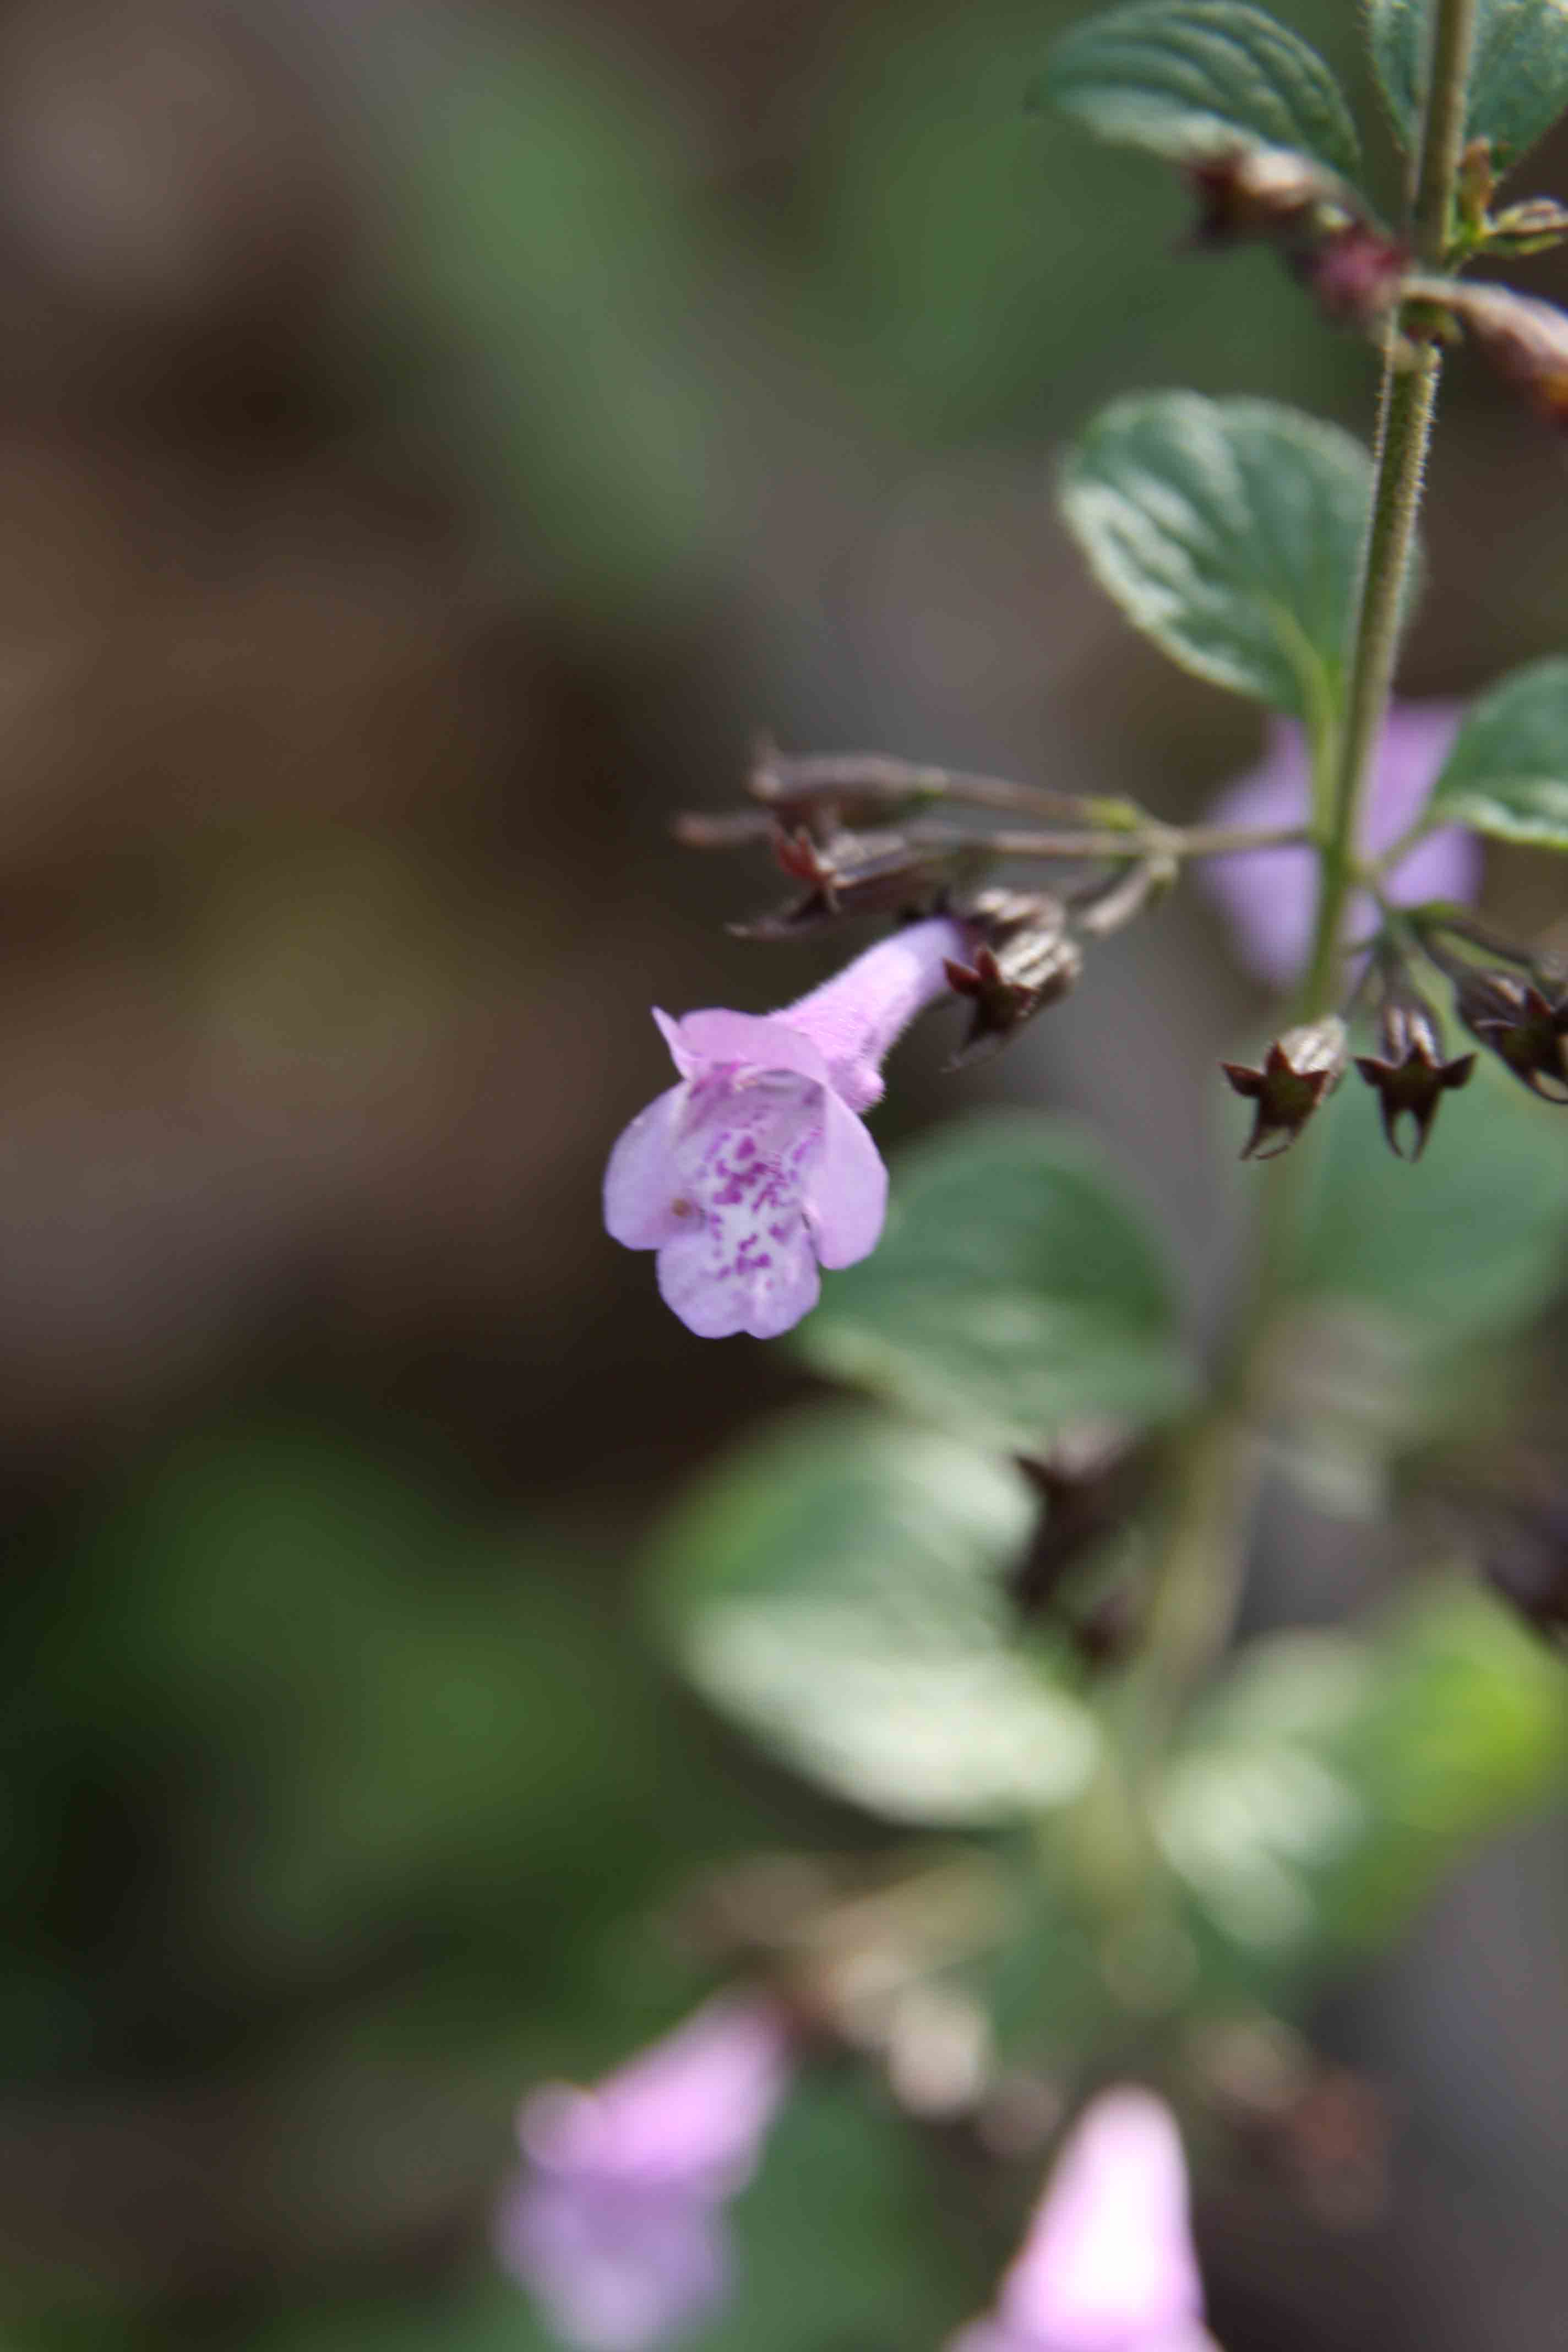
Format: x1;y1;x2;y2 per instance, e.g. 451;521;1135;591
1;2;1566;2348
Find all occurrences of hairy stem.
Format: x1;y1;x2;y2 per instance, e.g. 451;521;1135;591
1300;0;1477;1016
1135;0;1480;1725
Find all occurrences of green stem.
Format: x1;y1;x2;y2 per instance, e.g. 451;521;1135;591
1131;0;1480;1723
1413;0;1480;266
1302;0;1477;1016
1300;345;1441;1014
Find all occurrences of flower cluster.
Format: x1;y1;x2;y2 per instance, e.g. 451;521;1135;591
606;695;1559;1323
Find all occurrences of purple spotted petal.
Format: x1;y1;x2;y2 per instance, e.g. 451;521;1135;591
1202;705;1478;988
608;922;967;1337
947;2090;1205;2352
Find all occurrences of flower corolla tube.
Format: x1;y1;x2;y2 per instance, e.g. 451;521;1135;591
494;1996;790;2351
603;916;966;1338
947;2088;1212;2352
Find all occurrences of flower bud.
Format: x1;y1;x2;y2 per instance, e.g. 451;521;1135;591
1452;967;1568;1102
1485;196;1568;257
943;889;1081;1066
1353;986;1474;1159
1222;1015;1348;1160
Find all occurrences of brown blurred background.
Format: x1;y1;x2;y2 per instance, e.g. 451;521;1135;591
0;2;1565;2348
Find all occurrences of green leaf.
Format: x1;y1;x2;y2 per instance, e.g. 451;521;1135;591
1058;393;1385;722
697;2077;987;2351
1036;0;1362;182
1157;1585;1568;1979
1370;0;1568;172
802;1113;1194;1453
647;1407;1101;1826
1290;1049;1568;1343
1425;656;1568;847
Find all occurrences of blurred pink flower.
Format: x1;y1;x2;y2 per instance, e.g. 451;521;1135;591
604;916;966;1337
949;2089;1211;2352
494;1996;790;2351
1201;705;1479;987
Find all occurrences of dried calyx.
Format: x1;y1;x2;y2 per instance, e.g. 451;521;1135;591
1185;143;1407;333
1414;911;1568;1103
1453;967;1568;1102
943;889;1081;1066
731;825;977;940
1352;959;1474;1159
1222;1017;1349;1161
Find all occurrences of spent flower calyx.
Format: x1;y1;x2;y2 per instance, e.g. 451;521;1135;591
1222;1017;1349;1161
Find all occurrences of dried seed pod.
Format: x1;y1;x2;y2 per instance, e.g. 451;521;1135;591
732;826;971;939
1353;983;1474;1159
1452;967;1568;1102
943;889;1081;1066
1222;1016;1348;1161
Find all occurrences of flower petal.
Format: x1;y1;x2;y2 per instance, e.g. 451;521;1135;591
670;1009;833;1088
496;2174;730;2351
994;2090;1204;2351
1386;820;1482;912
520;1999;789;2196
656;1218;820;1340
1201;704;1476;989
603;1084;690;1250
808;1091;889;1269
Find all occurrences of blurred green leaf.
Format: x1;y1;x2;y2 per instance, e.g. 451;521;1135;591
695;2076;986;2350
388;26;725;613
244;2284;556;2352
1370;0;1568;170
245;2079;986;2352
1157;1584;1568;1980
802;1114;1194;1453
1425;656;1568;846
1059;393;1382;721
1289;1049;1568;1342
67;1429;760;2032
649;1407;1101;1826
1038;0;1362;181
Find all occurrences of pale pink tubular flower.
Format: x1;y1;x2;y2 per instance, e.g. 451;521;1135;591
494;1996;791;2351
603;916;967;1338
948;2089;1212;2352
1201;704;1480;988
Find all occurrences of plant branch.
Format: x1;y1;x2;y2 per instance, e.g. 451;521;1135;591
1134;0;1481;1733
1299;0;1477;1019
750;748;1138;826
906;820;1310;863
